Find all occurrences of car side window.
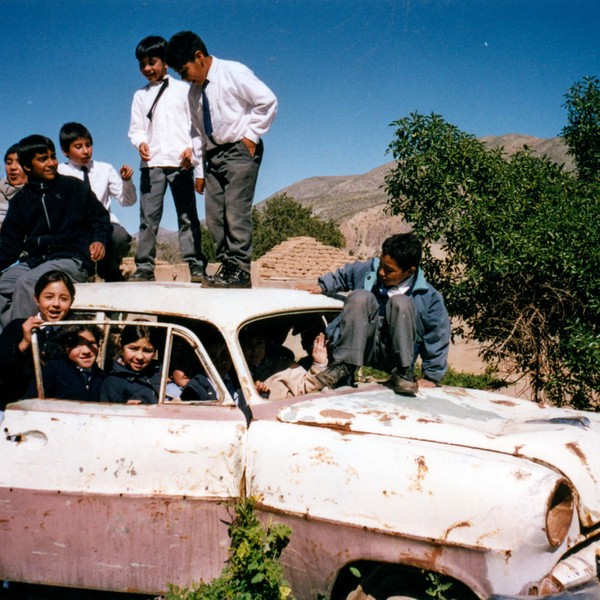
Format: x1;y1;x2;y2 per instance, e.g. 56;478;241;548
29;319;232;406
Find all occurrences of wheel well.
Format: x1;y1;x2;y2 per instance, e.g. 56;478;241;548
330;561;479;600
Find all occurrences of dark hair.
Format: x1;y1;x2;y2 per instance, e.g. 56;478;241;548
135;36;167;62
34;270;76;301
166;31;209;70
59;122;93;153
4;143;20;162
119;323;161;350
17;135;55;170
58;324;103;352
381;233;422;270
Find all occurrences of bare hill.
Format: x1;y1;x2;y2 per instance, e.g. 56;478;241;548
262;135;572;258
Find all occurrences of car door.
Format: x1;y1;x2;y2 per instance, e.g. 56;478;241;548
0;320;247;594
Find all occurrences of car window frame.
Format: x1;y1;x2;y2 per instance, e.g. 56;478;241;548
30;318;233;406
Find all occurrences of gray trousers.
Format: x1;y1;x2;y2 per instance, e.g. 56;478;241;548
205;140;263;273
0;258;89;328
135;167;204;273
332;290;416;371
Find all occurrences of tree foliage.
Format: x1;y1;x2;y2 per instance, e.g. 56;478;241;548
252;193;344;259
385;111;599;408
562;76;600;183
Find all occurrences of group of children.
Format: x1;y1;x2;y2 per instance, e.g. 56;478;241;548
0;29;452;399
0;231;452;408
0;29;278;327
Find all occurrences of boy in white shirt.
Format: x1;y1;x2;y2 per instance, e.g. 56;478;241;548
58;122;136;282
166;31;277;288
128;35;206;283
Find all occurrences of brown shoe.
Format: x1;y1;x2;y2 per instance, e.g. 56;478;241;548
391;368;418;396
314;362;356;389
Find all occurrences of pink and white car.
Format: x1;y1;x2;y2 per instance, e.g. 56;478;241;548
1;282;599;599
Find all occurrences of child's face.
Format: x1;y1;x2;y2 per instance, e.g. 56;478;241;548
176;51;210;85
26;149;58;182
139;56;168;83
35;281;73;322
68;330;99;370
122;337;156;372
242;335;266;367
5;153;27;186
378;254;416;288
66;137;93;166
171;369;190;387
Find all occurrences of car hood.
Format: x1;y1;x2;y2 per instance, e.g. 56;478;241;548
277;385;600;526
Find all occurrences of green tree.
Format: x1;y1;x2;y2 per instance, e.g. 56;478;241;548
252;193;344;259
385;111;599;408
562;76;600;183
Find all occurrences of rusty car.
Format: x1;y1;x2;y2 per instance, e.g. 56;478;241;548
0;282;599;599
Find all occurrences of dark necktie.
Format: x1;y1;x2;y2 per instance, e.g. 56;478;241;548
80;165;90;186
202;81;215;141
147;78;169;121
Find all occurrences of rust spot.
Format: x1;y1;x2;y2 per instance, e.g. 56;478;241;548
409;456;429;491
417;418;441;424
512;469;531;480
565;442;588;466
492;399;516;407
443;520;471;540
319;409;354;420
514;445;523;456
311;446;337;465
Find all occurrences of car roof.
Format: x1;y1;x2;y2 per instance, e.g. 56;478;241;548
72;282;343;332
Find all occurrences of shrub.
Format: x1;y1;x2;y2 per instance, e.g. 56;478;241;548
166;498;294;600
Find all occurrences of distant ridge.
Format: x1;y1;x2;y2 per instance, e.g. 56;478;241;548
261;135;573;258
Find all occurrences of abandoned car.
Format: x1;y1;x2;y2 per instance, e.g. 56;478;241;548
0;282;599;599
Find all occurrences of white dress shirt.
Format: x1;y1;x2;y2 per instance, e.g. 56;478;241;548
189;57;278;178
57;160;136;225
128;74;194;169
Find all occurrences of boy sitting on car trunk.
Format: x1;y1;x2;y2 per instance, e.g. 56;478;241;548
299;233;451;396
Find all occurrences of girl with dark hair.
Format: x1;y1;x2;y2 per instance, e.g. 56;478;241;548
100;324;162;404
25;324;106;401
0;270;76;408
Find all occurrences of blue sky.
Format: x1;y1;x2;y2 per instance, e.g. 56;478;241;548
1;0;598;233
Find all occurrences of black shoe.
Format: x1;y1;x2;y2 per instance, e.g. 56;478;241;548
189;264;206;284
104;269;126;282
390;368;418;396
128;269;156;282
314;362;356;389
207;264;251;288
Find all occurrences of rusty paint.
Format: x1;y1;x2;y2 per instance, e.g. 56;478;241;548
512;469;532;480
492;400;517;407
408;455;429;492
310;446;337;466
417;417;442;424
565;442;587;467
443;521;472;540
319;409;354;420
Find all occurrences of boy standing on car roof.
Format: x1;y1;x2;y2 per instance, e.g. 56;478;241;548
166;30;277;288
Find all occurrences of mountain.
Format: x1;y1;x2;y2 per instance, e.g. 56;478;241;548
262;135;573;258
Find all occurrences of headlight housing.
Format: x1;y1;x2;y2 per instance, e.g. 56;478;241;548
546;480;574;548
